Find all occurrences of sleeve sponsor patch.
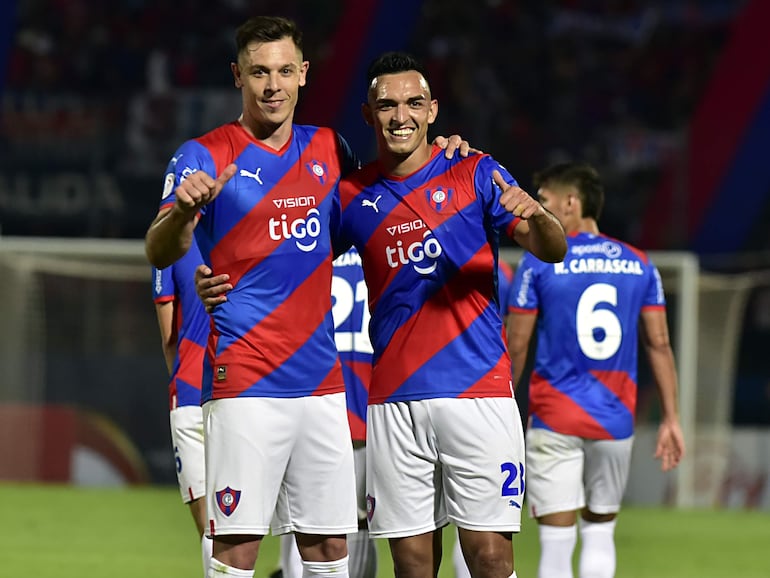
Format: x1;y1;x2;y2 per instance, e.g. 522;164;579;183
161;173;175;199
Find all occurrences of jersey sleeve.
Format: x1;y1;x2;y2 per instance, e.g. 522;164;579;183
643;260;667;309
474;155;522;237
336;132;362;177
152;265;176;303
157;140;217;213
508;252;540;314
331;180;354;259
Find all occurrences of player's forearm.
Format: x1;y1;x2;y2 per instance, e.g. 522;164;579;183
523;212;567;263
162;347;175;375
145;207;196;269
510;350;527;390
507;313;536;390
508;335;529;390
646;344;681;422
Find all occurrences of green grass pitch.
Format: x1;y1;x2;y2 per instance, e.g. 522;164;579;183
2;483;769;577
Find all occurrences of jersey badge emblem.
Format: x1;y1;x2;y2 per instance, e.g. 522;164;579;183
306;160;328;185
216;365;227;381
215;486;241;516
425;187;453;212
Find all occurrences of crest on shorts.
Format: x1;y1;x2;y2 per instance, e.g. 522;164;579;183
425;186;453;212
306;160;328;185
216;486;241;516
366;493;375;522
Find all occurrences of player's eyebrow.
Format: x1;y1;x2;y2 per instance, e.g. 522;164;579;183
375;95;427;105
246;62;299;72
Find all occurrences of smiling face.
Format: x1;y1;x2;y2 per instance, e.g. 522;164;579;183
363;69;437;175
231;36;308;146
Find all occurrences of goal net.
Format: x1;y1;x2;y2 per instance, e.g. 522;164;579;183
0;237;165;485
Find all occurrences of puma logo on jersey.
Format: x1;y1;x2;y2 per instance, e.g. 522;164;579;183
362;195;382;213
239;168;263;185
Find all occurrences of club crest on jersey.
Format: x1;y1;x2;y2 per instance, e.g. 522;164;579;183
216;365;227;381
306;160;328;185
425;187;453;212
366;494;375;522
215;486;241;516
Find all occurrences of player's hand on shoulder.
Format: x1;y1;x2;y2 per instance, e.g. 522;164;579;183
174;163;238;216
494;170;545;219
433;134;483;158
194;264;232;313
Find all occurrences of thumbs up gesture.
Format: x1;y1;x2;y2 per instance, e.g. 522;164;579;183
175;163;238;215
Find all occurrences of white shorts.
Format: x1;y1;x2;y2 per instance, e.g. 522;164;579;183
353;442;367;523
204;394;358;538
366;397;525;539
525;428;634;518
169;405;206;503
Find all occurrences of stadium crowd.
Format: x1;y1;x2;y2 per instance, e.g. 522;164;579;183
3;0;742;245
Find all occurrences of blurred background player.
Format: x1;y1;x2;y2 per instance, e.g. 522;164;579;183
334;51;566;578
152;236;212;576
506;162;686;578
278;246;377;578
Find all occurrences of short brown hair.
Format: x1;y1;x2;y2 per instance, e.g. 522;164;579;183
533;162;605;221
235;16;303;59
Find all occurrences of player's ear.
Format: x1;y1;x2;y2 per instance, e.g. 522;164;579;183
362;102;374;126
231;62;242;88
428;99;438;125
299;60;309;87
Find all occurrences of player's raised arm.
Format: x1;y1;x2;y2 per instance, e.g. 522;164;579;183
495;170;567;263
145;164;237;268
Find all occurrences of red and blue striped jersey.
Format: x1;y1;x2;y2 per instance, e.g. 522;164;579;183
152;240;209;410
158;121;359;402
332;247;372;441
497;259;515;318
508;231;666;440
334;146;522;404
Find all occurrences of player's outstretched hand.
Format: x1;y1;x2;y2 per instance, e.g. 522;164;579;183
494;170;544;219
175;163;237;216
654;419;686;472
433;135;483;158
194;264;232;313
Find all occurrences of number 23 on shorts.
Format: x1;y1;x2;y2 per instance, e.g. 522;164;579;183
501;461;525;508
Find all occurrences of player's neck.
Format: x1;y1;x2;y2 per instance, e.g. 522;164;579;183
573;219;600;235
238;115;293;151
378;141;433;177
